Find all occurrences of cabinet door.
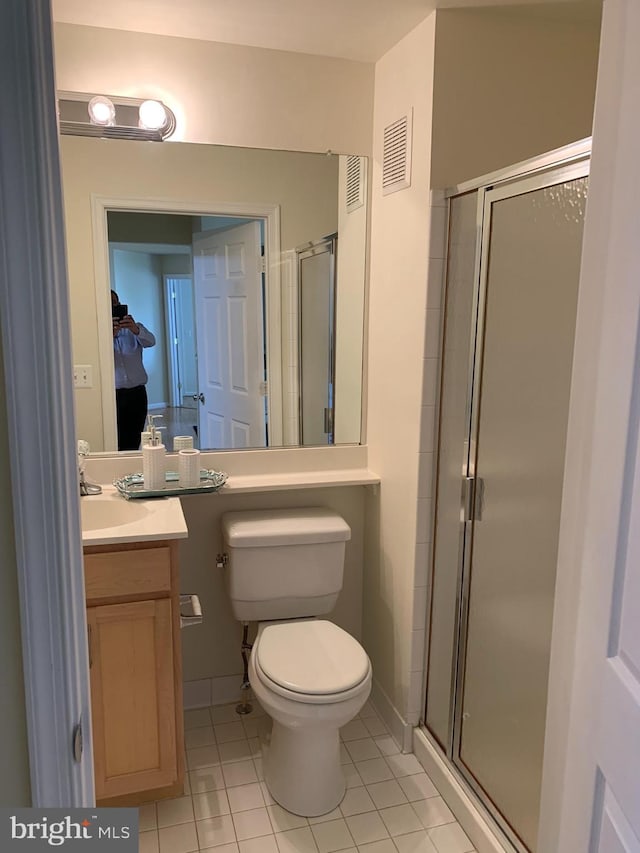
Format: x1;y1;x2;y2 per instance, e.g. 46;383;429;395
88;598;177;801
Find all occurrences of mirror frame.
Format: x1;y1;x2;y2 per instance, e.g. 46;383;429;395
91;195;283;451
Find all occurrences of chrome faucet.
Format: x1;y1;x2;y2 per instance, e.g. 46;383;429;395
78;440;102;496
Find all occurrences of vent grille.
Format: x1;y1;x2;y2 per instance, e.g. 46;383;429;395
382;111;412;195
346;155;365;213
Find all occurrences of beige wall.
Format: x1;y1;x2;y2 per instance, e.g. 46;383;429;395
0;349;31;806
431;7;601;189
364;14;437;721
53;23;374;155
60;136;339;450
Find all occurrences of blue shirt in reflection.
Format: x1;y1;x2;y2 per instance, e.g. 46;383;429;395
113;323;156;389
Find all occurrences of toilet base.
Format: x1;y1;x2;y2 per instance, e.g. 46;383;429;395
265;721;345;817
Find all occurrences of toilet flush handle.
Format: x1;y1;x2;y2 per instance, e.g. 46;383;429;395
216;553;228;569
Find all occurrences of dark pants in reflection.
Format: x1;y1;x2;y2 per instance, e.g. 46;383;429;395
116;385;148;451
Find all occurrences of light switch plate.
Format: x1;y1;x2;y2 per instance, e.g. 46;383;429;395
73;364;93;388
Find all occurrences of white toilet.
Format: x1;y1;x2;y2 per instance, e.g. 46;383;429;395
221;507;372;817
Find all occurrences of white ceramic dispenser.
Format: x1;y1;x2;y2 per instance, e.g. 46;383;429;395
142;414;166;490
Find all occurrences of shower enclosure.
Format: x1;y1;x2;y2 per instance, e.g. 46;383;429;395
424;142;590;852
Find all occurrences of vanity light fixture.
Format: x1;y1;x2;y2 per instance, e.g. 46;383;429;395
87;95;115;127
58;91;176;141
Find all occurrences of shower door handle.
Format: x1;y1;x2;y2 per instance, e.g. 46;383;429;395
462;477;485;522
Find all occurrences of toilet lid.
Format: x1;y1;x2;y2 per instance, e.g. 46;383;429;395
256;620;370;695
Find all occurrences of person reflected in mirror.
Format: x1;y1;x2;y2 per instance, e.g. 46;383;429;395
111;289;156;451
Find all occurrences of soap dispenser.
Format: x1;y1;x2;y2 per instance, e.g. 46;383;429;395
142;415;166;490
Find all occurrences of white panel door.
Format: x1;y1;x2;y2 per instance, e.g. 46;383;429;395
192;222;266;449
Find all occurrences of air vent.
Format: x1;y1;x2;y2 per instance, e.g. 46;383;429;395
346;155;365;213
382;111;413;196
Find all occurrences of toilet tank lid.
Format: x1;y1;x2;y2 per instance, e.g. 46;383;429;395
221;508;351;547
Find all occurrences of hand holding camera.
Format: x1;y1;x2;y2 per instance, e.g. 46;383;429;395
112;303;140;336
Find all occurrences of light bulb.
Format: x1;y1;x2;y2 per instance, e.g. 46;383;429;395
138;100;168;131
87;96;115;126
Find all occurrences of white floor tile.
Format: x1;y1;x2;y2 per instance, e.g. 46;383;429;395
397;775;438;803
216;722;248;744
340;744;352;765
308;807;342;825
187;744;221;770
193;789;231;821
411;799;455;830
354;759;394;785
378;804;423;837
310;818;355;853
228;782;266;813
185;726;216;749
340;720;370;742
139;802;157;832
384;754;424;779
233;807;273;841
223;760;259;788
267;804;309;833
200;844;239;853
254;758;265;781
275;827;318;853
190;765;226;794
343;764;364;789
427;823;474;853
239;836;280;853
184;708;213;730
212;705;244;725
372;737;400;758
343;812;389;846
393;830;439;853
339;788;376;817
260;782;276;806
196;814;238;849
156;795;195;828
220;738;261;764
345;739;382;763
139;830;159;853
243;718;260;738
362;717;388;738
358;702;377;719
355;841;397;853
158;821;199;853
365;780;407;810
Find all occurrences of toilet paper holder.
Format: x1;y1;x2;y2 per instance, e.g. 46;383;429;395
180;594;203;628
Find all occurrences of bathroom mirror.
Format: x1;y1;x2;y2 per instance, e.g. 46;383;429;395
60;136;368;453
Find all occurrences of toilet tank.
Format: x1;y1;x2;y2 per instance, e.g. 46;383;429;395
221;508;351;622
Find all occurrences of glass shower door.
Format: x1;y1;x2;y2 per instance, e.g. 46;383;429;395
454;169;588;851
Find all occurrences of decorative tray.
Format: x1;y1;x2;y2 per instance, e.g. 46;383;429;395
114;470;228;499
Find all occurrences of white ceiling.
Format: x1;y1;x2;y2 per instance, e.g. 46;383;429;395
51;0;600;63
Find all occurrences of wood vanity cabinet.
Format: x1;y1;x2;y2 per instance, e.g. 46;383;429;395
83;539;185;805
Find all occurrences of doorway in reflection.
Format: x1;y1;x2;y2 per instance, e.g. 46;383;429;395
107;210;265;450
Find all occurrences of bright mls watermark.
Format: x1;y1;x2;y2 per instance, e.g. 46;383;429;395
0;809;138;850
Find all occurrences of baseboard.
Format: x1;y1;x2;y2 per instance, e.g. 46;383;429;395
370;678;413;752
184;674;244;710
413;727;510;853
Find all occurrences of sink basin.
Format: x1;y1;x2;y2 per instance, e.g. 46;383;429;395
80;485;188;546
81;496;151;532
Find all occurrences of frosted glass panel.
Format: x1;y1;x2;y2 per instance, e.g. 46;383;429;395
299;247;333;445
425;191;478;747
458;177;587;850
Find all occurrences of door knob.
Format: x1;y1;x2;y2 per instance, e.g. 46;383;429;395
192;392;205;404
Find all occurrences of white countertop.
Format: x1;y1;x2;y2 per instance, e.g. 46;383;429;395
81;486;188;547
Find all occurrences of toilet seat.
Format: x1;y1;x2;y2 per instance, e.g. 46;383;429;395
253;620;371;705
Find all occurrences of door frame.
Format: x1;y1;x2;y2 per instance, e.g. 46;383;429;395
163;274;194;408
91;195;283;449
423;148;591;852
451;160;590;853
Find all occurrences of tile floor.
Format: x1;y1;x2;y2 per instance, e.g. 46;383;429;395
138;700;476;853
